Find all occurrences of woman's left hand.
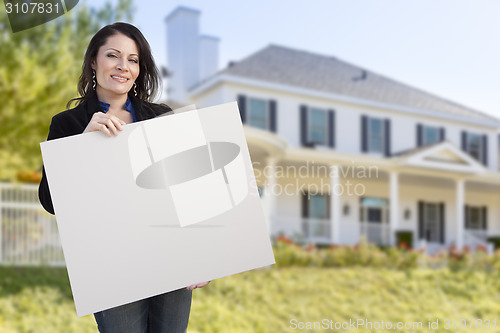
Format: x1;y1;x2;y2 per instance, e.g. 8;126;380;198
186;281;211;290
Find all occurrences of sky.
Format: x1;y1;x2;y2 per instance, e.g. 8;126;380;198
82;0;500;120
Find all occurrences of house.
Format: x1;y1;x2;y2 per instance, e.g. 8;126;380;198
165;7;500;252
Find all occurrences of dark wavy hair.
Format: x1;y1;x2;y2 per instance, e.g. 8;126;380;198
68;22;160;107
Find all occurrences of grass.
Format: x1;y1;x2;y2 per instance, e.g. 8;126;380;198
0;266;500;332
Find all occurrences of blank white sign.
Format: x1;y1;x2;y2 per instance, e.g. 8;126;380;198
40;102;275;316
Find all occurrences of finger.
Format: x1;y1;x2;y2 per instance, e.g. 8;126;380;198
97;123;112;137
187;281;210;290
101;118;119;136
108;115;125;131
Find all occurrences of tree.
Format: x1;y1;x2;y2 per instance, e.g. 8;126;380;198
0;0;134;181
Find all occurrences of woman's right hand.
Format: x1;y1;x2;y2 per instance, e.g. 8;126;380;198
83;112;126;137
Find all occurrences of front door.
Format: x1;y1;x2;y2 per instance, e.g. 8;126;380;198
423;203;440;242
360;197;389;245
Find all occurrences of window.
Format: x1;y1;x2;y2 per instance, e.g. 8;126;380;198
462;131;487;165
368;118;384;153
468;207;482;229
237;95;277;132
300;105;335;148
308;194;328;219
247;98;268;130
465;206;486;230
417;124;444;146
308;108;328;145
466;133;482;161
362;116;390;156
422;126;440;145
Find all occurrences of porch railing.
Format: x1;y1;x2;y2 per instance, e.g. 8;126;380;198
0;183;64;266
271;216;331;244
464;229;494;253
360;222;390;246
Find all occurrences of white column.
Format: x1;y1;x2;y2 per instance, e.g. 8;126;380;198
264;158;277;234
330;165;340;244
456;178;465;249
389;171;399;246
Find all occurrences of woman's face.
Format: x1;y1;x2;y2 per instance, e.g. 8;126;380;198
91;33;140;102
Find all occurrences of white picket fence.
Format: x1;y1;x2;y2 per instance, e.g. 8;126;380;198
0;182;65;266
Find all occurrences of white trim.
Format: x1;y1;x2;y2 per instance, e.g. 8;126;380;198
189;74;500;128
330;168;340;244
456;179;465;249
389;172;398;246
397;141;486;174
243;126;288;155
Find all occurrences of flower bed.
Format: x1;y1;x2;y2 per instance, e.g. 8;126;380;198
272;236;500;271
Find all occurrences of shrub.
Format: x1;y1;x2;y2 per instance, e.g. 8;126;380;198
272;236;500;271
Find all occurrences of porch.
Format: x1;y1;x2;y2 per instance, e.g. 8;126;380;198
255;141;500;253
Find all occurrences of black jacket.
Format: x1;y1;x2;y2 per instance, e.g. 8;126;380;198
38;91;171;214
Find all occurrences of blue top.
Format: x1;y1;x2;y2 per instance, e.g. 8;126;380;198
99;97;137;123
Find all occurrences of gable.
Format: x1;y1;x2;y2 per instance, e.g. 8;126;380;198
397;141;485;174
424;148;469;165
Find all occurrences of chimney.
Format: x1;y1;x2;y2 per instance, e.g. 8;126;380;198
199;35;219;82
165;7;219;104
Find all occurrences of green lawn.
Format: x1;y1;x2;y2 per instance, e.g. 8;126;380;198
0;266;499;332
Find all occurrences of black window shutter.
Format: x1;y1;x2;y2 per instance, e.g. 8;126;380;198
464;205;469;229
417;123;423;146
439;127;445;142
361;115;368;152
325;193;331;219
384;119;391;157
237;95;246;123
482;134;488;166
439;202;445;244
301;193;309;218
300;105;308;146
269;100;277;133
482;206;488;230
418;201;424;240
461;131;467;151
328;109;335;148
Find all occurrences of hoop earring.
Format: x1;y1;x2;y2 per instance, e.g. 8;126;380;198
92;70;96;90
133;82;137;97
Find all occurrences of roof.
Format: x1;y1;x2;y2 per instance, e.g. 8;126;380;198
218;44;499;124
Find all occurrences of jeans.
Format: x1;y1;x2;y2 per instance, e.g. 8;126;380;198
94;288;192;333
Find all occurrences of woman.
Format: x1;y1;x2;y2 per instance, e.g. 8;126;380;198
38;22;209;333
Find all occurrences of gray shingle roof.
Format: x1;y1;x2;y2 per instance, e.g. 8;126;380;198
219;44;498;123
